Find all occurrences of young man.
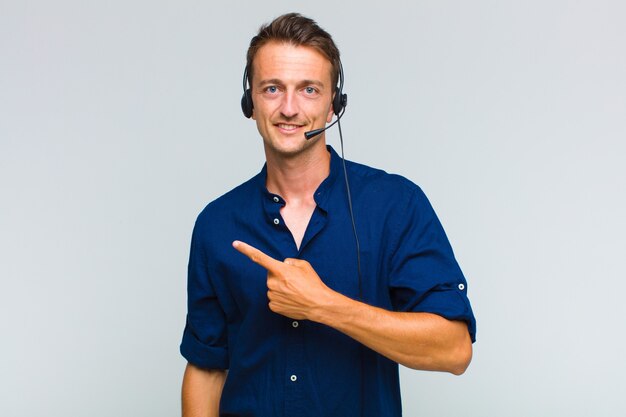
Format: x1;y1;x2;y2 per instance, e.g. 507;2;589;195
181;13;476;417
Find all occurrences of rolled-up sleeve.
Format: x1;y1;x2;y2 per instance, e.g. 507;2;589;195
180;221;229;369
388;186;476;342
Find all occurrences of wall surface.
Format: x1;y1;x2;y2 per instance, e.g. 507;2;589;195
2;1;625;416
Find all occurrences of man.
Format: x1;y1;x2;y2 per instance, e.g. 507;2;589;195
181;12;476;417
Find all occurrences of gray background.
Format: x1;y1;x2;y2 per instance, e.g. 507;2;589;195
1;0;625;416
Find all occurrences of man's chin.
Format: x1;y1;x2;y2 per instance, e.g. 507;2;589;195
263;137;321;159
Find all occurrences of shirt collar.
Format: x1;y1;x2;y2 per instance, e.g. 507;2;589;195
313;145;342;210
256;145;343;210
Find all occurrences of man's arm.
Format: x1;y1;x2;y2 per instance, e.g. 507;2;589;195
181;363;226;417
310;292;472;374
232;240;473;375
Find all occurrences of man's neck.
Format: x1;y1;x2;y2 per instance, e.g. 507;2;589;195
264;143;331;202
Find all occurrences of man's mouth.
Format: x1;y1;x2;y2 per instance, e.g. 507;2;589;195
275;123;303;131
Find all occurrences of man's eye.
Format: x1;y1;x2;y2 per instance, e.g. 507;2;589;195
304;87;316;94
265;86;278;93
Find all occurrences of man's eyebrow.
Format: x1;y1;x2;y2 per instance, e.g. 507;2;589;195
257;78;285;86
299;79;325;88
256;79;326;88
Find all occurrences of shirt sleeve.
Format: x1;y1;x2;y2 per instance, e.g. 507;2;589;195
388;185;476;342
180;219;230;369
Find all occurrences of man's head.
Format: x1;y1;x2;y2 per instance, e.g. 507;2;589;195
243;13;344;158
245;13;341;91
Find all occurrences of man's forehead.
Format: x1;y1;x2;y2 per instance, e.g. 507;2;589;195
252;41;332;83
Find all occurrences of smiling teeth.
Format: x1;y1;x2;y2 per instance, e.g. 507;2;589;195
278;124;299;130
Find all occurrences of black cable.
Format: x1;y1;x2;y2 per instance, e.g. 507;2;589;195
336;116;365;417
337;118;362;301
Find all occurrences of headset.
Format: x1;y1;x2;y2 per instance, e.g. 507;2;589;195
241;62;347;119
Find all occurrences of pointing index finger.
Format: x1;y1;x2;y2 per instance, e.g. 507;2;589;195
232;240;282;271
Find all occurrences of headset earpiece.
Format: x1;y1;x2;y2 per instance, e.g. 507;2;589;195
241;67;254;118
241;88;253;118
332;61;347;115
333;87;347;115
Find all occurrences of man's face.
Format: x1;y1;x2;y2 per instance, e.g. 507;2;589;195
250;41;335;158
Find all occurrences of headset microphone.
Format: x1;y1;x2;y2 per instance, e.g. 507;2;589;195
304;106;346;140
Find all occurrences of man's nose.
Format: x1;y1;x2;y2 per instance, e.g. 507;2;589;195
279;90;299;118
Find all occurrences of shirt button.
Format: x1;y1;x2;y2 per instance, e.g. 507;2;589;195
273;196;280;203
458;283;465;291
292;321;299;328
290;375;297;382
273;218;280;225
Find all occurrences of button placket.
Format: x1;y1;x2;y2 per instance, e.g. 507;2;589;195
284;306;305;414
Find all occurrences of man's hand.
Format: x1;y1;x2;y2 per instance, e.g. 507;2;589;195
232;240;333;320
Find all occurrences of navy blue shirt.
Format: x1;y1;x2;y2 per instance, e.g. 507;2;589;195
181;146;476;417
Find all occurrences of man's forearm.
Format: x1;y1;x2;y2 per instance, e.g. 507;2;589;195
310;291;473;375
182;363;226;417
